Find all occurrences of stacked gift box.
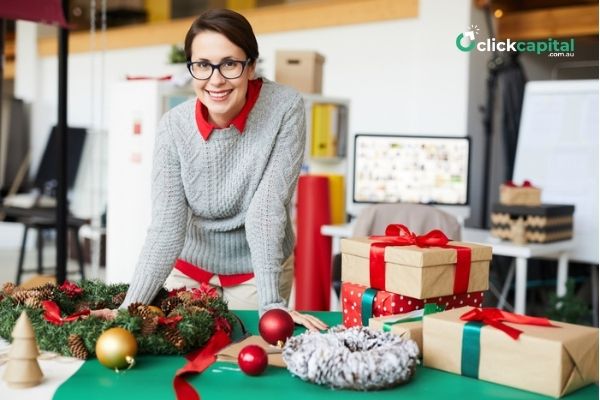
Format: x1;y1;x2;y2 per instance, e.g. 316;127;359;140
491;203;575;243
339;224;493;352
338;223;598;397
490;181;575;244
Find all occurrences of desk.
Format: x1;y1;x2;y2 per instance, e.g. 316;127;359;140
321;222;354;255
321;224;575;315
10;311;591;400
462;228;574;315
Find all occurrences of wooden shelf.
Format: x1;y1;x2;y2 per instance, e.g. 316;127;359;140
496;4;599;40
3;61;15;80
38;0;418;57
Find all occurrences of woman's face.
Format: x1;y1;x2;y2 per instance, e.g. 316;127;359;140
190;31;255;127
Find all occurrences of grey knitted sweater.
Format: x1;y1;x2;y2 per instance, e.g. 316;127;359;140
121;79;305;312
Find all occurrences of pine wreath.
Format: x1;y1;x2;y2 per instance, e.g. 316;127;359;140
0;280;235;358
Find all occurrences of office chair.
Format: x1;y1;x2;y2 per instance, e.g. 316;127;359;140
2;126;88;284
332;203;462;296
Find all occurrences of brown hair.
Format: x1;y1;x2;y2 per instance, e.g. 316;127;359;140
184;9;259;64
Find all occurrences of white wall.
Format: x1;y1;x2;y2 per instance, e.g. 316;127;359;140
18;0;474;219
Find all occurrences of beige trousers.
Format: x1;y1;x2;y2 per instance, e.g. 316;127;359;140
164;255;294;310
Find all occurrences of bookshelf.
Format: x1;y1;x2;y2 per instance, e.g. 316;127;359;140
301;94;350;176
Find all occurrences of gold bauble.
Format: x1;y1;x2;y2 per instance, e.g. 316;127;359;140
95;328;138;370
147;305;165;317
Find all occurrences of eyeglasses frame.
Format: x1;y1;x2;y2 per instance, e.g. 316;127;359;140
186;59;252;80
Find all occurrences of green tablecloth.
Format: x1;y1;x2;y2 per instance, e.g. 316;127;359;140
54;311;598;400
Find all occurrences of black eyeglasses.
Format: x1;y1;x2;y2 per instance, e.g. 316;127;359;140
187;59;251;80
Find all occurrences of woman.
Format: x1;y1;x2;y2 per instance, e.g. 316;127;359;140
95;9;326;331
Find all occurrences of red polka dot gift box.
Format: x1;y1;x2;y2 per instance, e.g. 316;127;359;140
341;281;484;328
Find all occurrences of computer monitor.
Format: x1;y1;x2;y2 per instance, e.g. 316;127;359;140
349;134;470;219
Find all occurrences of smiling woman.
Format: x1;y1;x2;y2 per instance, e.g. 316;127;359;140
184;14;258;127
93;9;328;333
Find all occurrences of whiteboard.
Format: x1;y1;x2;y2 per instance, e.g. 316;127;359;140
513;80;599;264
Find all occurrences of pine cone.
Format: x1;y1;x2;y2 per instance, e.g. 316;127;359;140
24;296;42;309
160;296;182;315
112;292;126;307
127;302;145;317
2;282;16;295
31;282;56;292
11;289;31;305
176;291;193;304
68;334;89;360
90;300;107;310
31;284;55;301
74;302;91;313
185;305;206;315
27;290;42;299
164;326;186;350
140;316;159;336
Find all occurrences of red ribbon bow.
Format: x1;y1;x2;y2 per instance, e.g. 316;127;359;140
42;300;90;326
368;224;471;294
58;281;83;298
505;180;534;188
460;307;554;340
158;315;183;326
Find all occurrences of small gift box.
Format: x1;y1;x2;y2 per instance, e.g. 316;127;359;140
341;224;492;299
490;203;575;243
499;180;542;206
341;282;484;329
423;307;599;398
368;304;444;353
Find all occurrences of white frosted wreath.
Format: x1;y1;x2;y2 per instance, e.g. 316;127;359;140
282;325;419;391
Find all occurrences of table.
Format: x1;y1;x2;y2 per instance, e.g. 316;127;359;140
1;311;596;399
462;228;575;315
55;311;597;399
321;224;576;315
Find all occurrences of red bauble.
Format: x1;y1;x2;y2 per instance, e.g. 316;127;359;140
237;345;268;376
258;309;295;346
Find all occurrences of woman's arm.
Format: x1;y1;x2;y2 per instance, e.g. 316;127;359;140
120;112;189;308
245;94;305;313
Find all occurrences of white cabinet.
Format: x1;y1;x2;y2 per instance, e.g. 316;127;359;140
106;80;193;284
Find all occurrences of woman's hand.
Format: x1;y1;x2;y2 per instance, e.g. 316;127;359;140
288;310;328;332
90;308;118;320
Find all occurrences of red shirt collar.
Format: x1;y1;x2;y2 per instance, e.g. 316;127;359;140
195;78;263;141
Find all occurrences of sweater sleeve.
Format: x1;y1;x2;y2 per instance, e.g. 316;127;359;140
120;112;188;308
245;94;306;313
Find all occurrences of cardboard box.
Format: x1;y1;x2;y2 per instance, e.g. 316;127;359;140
499;184;541;206
340;237;491;299
369;313;424;353
490;203;575;243
423;307;599;398
275;51;324;94
342;282;484;328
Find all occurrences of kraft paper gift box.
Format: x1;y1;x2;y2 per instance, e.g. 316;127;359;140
340;236;492;299
499;182;542;206
423;307;599;398
341;281;484;328
368;305;443;353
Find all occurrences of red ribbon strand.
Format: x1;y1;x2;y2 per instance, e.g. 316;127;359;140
460;307;555;340
368;224;471;294
173;330;232;400
42;300;90;326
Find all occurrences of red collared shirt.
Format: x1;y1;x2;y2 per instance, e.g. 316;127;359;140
195;78;263;140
